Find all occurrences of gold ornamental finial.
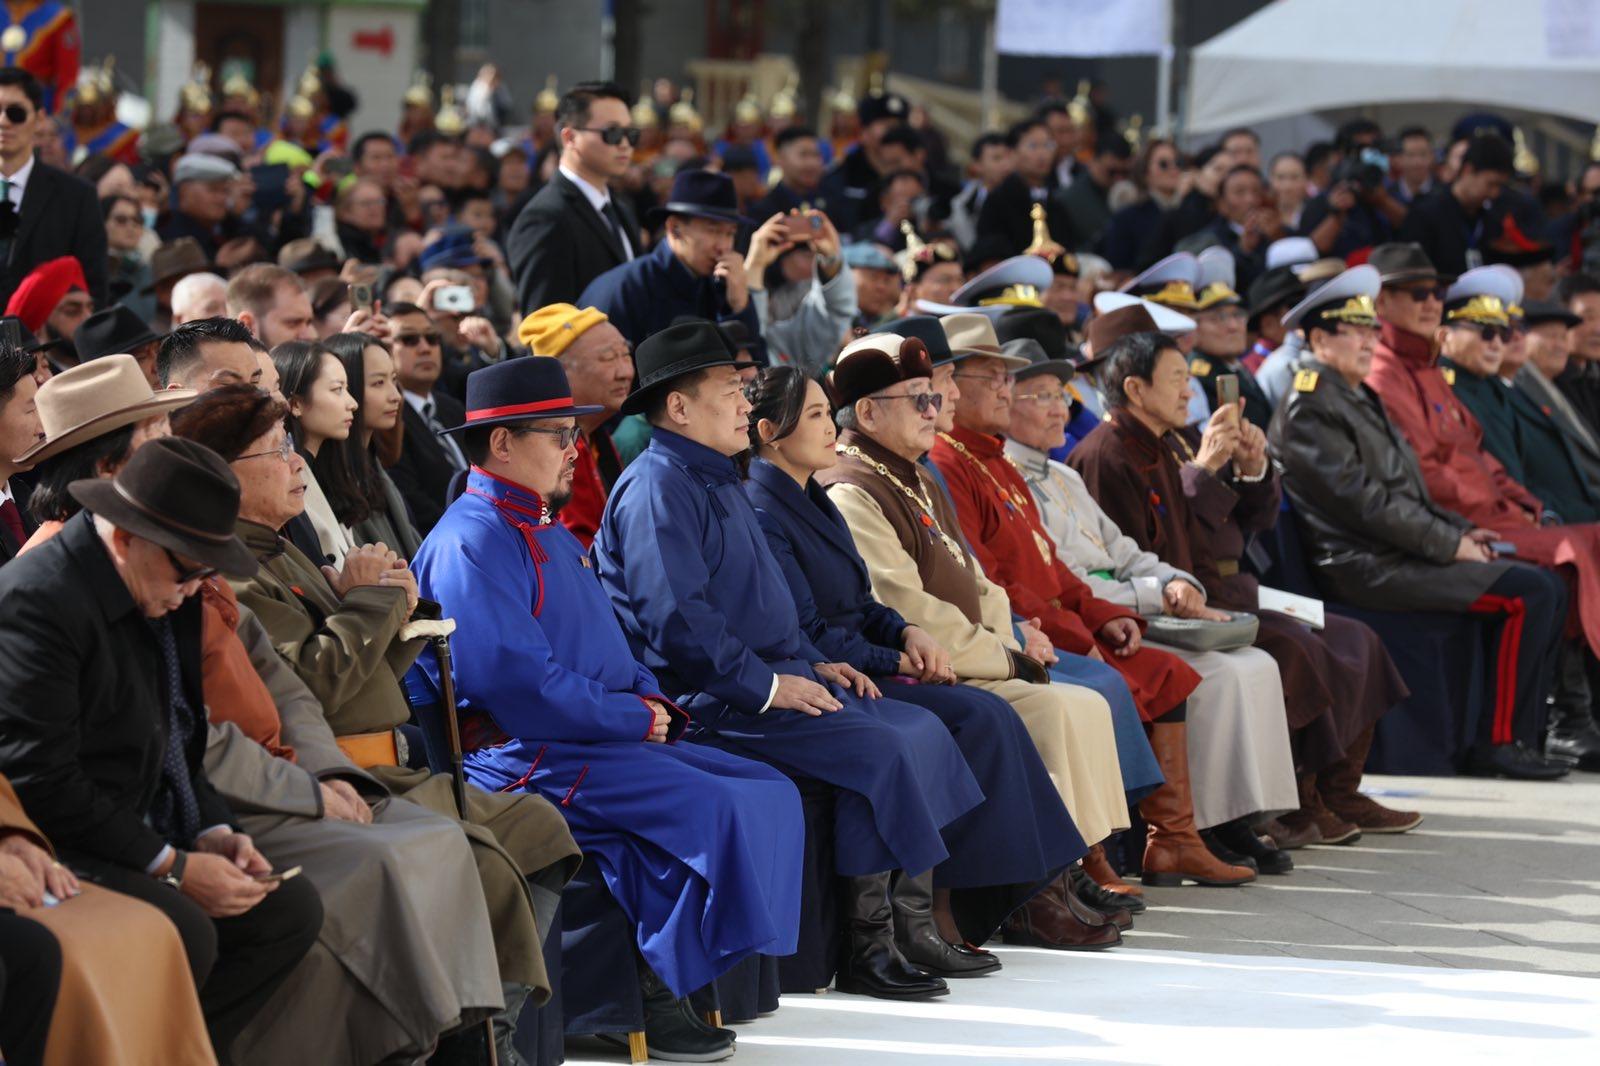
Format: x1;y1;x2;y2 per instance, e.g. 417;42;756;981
535;75;559;115
436;85;465;135
669;88;702;133
1024;203;1055;259
1068;78;1091;126
1123;113;1143;151
1512;126;1539;176
403;71;434;111
180;63;213;115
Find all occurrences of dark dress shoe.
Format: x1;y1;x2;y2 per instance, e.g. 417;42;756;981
1464;741;1572;781
1212;819;1293;875
1068;863;1147;915
1546;724;1600;772
1261;816;1322;850
632;963;737;1062
892;870;1001;977
1059;876;1131;931
1200;828;1260;872
1002;883;1122;951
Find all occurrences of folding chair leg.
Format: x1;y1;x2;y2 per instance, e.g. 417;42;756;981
704;1009;723;1028
627;1030;649;1063
484;1019;499;1065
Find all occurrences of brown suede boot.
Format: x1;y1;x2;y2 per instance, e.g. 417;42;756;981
1139;722;1256;887
1284;773;1361;845
1082;843;1143;898
1002;877;1122;951
1316;726;1423;833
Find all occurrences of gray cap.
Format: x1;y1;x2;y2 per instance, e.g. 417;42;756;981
173;152;239;185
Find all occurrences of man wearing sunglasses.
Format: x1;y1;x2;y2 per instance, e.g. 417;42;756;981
1368;242;1600;774
508;80;640;315
383;301;467;535
0;67;108;311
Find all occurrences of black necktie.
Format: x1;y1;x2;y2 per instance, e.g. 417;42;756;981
147;617;203;847
601;199;632;261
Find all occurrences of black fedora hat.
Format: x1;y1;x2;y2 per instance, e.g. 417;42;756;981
1368;242;1453;286
1000;337;1075;383
620;320;741;416
1522;299;1581;328
441;357;604;435
995;307;1071;360
882;315;954;365
1246;266;1307;328
1;314;51;354
646;169;754;227
70;436;257;579
73;305;165;363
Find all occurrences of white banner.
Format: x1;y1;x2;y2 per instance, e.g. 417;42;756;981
996;0;1171;57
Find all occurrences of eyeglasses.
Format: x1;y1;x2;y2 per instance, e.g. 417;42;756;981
871;391;944;413
513;424;582;449
164;547;217;585
953;372;1016;392
0;104;31;125
575;126;643;147
109;213;143;226
1013;390;1069;409
1392;284;1448;303
1452;322;1513;343
395;331;443;347
236;435;297;464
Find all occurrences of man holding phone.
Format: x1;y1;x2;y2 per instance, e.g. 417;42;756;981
1187;249;1275;430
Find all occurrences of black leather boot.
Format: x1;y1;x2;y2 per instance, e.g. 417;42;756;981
1068;863;1146;916
1211;819;1293;875
637;957;735;1062
1547;643;1600;771
835;873;949;1000
891;870;1001;977
1199;828;1259;872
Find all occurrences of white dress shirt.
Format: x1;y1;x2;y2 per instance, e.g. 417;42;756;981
560;164;635;260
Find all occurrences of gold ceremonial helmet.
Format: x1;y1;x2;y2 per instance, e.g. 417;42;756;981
1123;113;1143;151
830;86;857;115
1446;293;1510;328
403;71;434;111
632;93;659;129
180;63;213;115
298;65;322;99
535;75;559;115
436;85;465;135
896;223;959;284
74;57;116;107
669;88;702;133
770;79;799;121
733;93;763;125
286;94;316;121
1067;79;1091;127
1512;127;1539;177
222;71;260;109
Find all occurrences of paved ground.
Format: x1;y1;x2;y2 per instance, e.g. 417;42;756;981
1129;773;1600;977
567;773;1600;1063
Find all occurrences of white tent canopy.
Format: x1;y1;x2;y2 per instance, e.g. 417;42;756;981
1186;0;1600;134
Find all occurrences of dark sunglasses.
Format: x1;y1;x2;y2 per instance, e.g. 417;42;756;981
164;547;218;585
1394;284;1448;303
0;103;32;125
514;424;581;448
395;331;443;347
576;125;643;147
1453;322;1513;343
872;391;944;413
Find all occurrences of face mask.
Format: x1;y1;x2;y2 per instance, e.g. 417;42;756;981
142;206;159;229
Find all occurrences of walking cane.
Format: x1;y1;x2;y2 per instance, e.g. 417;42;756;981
431;633;470;818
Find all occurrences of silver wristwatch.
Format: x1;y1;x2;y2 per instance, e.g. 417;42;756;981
158;849;188;890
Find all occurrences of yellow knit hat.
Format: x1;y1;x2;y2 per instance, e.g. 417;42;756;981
519;304;609;356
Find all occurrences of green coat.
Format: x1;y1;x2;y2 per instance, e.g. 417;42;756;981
1445;361;1600;523
230;519;580;998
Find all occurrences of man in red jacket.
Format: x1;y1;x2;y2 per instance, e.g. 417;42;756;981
1366;241;1600;771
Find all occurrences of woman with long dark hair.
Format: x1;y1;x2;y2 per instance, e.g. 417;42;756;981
741;364;1124;963
273;340;360;565
321;332;422;558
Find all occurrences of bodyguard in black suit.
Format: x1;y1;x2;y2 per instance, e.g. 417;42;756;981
383;302;467;533
0;68;109;308
0;439;321;1061
507;81;639;316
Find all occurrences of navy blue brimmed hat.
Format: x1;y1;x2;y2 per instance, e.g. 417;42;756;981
647;169;754;227
620;319;742;415
419;224;491;273
882;314;954;365
441;358;603;435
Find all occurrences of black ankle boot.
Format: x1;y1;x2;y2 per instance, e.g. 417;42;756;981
835;873;949;1000
891;870;1001;977
1067;863;1146;915
1212;819;1293;875
1199;827;1259;872
637;958;735;1062
1547;643;1600;770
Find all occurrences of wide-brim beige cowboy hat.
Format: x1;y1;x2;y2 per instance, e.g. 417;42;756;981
939;312;1031;368
15;354;197;465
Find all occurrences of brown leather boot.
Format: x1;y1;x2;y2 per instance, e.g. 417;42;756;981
1316;726;1423;833
1139;722;1256;887
1082;843;1143;898
1002;877;1121;951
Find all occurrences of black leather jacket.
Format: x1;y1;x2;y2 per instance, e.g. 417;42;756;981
1268;357;1508;611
